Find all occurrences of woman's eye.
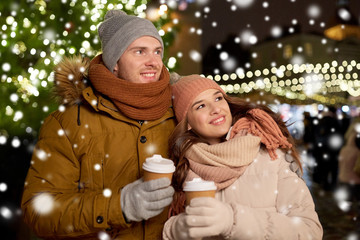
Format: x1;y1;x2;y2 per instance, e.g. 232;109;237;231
196;104;205;110
215;96;223;101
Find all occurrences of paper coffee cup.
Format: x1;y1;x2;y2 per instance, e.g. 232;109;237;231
142;154;175;181
183;178;217;205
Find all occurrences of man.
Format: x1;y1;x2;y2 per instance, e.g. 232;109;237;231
21;10;176;239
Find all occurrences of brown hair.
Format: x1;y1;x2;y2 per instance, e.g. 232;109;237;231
169;95;302;193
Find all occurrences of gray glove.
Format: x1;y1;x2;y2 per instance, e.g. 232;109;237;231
285;153;302;178
120;178;174;222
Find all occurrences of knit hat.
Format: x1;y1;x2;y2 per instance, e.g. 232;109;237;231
98;10;164;71
171;75;225;123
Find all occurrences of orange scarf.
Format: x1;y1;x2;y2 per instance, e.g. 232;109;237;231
230;109;292;160
88;55;172;120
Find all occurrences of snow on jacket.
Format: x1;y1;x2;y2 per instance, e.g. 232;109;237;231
338;119;360;184
163;145;323;239
21;56;176;239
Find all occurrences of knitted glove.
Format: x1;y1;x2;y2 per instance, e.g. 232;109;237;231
285;153;302;178
170;213;196;240
184;197;233;239
120;178;174;222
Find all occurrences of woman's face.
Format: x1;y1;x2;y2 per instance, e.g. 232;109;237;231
187;89;232;145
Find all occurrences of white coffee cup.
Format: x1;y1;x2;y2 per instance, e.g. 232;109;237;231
142;154;175;181
183;178;217;205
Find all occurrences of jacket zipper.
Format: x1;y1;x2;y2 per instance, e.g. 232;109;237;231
101;157;105;189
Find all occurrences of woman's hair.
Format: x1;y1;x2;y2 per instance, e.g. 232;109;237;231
169;94;302;193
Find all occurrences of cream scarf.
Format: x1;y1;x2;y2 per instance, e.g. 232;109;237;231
185;135;261;190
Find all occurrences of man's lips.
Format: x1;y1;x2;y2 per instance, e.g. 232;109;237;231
141;72;156;77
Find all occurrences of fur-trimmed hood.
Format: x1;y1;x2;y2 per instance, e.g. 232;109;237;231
53;55;182;106
53;55;90;105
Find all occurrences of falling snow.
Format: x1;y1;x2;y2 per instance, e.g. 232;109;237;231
0;206;13;219
98;231;111;240
1;0;360;238
0;183;7;192
32;193;55;215
35;148;48;161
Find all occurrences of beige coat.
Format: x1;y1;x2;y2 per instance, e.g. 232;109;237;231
163;149;323;239
21;57;176;239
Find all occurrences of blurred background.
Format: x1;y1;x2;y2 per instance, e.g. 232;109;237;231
1;0;360;239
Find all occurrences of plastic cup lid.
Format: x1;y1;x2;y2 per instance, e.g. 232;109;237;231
142;154;175;173
183;178;217;191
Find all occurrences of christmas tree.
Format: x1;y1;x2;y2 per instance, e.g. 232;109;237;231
0;0;178;145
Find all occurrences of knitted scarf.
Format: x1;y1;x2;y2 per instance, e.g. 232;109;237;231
88;54;172;120
229;108;292;160
186;135;261;190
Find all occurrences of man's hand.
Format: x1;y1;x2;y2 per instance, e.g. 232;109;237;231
120;178;174;222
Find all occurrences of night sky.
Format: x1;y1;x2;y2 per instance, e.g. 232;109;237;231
199;0;360;52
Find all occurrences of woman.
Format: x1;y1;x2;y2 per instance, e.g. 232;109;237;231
163;74;323;239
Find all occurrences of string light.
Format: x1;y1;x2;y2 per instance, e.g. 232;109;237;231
207;60;360;105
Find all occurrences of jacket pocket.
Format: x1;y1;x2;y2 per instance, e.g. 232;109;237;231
79;153;104;191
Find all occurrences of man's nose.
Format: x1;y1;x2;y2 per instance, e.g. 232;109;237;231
145;54;160;67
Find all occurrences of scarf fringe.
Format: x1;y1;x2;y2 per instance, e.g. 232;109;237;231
230;109;292;160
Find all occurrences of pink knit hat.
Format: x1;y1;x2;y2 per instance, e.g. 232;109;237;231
171;74;226;123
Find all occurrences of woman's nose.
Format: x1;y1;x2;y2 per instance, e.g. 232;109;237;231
210;104;221;115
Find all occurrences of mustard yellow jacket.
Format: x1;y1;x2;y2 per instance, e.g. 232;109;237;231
21;57;176;239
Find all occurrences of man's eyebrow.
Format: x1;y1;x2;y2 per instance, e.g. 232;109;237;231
127;46;146;51
127;46;163;51
191;90;222;108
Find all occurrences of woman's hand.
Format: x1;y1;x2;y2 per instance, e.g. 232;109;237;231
184;197;234;239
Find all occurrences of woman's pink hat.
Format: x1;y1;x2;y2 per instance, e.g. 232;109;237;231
171;74;225;123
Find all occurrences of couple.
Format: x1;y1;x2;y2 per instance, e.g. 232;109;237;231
21;10;322;240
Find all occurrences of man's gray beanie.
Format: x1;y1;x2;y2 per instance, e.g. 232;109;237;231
98;10;164;71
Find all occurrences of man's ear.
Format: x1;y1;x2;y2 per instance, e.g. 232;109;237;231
113;64;118;74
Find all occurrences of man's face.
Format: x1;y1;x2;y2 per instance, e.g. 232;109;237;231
113;36;163;83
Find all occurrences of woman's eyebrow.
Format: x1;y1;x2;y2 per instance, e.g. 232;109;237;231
191;99;203;108
191;91;222;108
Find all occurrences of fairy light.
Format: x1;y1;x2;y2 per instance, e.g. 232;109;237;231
203;60;360;101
